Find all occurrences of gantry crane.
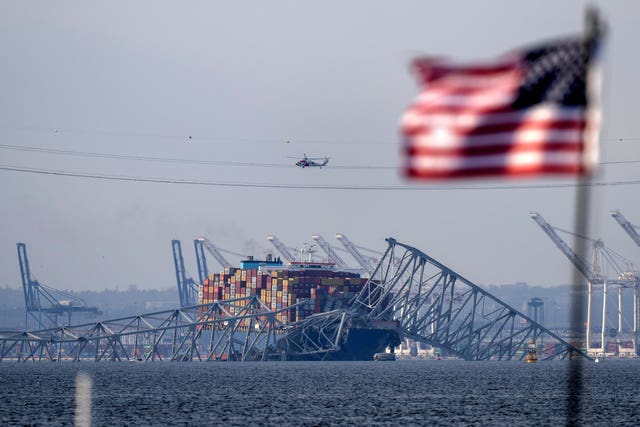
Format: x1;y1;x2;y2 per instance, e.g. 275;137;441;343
311;234;350;269
266;235;296;263
529;213;601;283
198;237;233;269
335;233;379;275
531;213;638;285
611;210;640;247
530;213;639;355
198;236;252;270
171;240;199;307
194;239;209;286
174;238;246;307
17;243;100;330
610;209;640;355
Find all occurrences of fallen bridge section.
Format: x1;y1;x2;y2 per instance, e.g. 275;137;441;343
0;296;304;362
352;238;590;361
1;238;591;362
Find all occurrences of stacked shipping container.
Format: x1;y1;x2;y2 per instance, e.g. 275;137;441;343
198;266;367;324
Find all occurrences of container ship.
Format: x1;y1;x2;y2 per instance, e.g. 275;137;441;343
197;254;401;360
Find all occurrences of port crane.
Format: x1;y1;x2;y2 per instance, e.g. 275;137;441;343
198;236;253;271
173;238;249;307
16;243;100;330
171;240;200;308
266;235;297;263
530;213;639;286
529;213;601;283
198;237;233;269
610;209;640;355
530;213;639;355
194;238;209;286
611;209;640;247
335;233;380;275
311;234;350;269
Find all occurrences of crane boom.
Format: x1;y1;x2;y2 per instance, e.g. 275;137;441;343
311;234;350;269
611;209;640;247
530;212;596;281
17;242;101;329
193;239;209;286
335;233;376;274
198;237;233;269
171;240;198;307
17;242;40;311
218;247;248;258
267;235;296;263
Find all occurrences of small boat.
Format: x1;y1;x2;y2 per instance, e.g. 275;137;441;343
525;339;537;363
373;352;396;361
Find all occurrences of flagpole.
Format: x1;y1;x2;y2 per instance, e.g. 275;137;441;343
566;7;603;426
566;176;591;425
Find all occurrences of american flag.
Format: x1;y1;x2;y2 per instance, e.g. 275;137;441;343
401;36;602;179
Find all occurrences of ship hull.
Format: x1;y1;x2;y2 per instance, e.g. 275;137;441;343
287;327;402;361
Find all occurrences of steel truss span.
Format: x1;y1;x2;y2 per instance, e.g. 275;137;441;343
1;238;589;362
0;296;303;362
278;310;348;359
353;238;589;361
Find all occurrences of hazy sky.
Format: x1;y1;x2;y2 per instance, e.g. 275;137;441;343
2;1;640;293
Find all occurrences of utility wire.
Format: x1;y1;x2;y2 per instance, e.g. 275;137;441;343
3;164;640;191
0;143;638;170
0;125;390;145
0;143;291;168
2;124;640;145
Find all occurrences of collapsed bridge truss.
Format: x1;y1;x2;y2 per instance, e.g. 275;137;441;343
0;296;302;362
1;238;589;362
352;238;588;361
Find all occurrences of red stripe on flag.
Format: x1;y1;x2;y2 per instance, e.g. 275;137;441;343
406;141;584;157
402;119;587;138
404;164;586;180
422;78;521;97
405;102;522;116
412;58;521;83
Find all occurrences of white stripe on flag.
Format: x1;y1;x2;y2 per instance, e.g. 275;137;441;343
415;88;517;109
410;129;584;149
401;104;585;131
409;150;582;172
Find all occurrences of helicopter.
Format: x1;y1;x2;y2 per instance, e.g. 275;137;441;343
293;154;330;168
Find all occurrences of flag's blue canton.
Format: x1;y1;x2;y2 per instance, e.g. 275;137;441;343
513;38;593;109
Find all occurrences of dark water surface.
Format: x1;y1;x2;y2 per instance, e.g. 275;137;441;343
1;359;639;426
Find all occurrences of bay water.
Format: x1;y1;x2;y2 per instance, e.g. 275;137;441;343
1;359;639;426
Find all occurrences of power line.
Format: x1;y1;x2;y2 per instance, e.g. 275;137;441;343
0;143;291;168
2;164;640;191
600;160;640;165
1;143;638;170
2;124;640;145
0;143;393;170
0;125;390;145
